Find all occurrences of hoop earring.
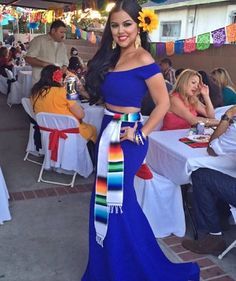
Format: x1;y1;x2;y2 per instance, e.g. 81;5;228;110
135;33;141;49
112;40;117;50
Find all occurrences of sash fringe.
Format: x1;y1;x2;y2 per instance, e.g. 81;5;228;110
96;235;104;247
109;205;123;214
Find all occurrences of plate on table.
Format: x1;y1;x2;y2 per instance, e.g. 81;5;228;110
187;135;210;143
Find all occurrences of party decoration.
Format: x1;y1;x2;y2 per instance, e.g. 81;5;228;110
165;41;175;56
211;27;226;47
27;22;39;29
156;42;166;56
196;32;210;50
226;23;236;43
150;43;157;57
152;0;167;2
184;37;196;53
174;40;184;54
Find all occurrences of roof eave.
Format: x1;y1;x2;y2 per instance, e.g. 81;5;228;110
142;0;230;10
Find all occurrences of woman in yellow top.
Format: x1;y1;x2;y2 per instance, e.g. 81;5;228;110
30;64;97;144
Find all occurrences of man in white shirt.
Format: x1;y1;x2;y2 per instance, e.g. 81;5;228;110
182;105;236;255
25;20;69;85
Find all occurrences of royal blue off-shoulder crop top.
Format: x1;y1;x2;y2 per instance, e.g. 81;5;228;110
100;63;161;108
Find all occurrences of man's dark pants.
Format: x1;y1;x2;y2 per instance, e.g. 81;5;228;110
191;168;236;233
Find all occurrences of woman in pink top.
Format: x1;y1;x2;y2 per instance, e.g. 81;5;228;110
162;69;219;130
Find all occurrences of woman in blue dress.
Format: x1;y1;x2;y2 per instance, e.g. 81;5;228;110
81;1;200;280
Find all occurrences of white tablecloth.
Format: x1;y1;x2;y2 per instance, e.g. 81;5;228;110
7;70;33;105
146;129;236;185
0;168;11;224
13;65;32;78
17;70;33;98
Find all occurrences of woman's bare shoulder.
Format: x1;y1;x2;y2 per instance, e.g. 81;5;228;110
136;49;155;66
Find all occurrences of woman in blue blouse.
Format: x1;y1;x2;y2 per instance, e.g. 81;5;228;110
211;67;236;106
81;1;200;280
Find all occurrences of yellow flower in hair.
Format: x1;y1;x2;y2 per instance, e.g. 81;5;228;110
138;9;158;33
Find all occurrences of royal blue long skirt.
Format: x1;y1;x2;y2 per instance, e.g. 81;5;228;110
81;115;200;281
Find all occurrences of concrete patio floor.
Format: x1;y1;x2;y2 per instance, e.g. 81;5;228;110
0;93;235;281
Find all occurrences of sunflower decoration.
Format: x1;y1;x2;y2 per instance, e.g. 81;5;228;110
138;9;158;33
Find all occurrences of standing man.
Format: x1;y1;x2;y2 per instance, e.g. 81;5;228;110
160;57;176;85
25;20;69;85
182;105;236;255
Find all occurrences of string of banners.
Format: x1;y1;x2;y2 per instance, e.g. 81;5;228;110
72;26;99;44
149;23;236;57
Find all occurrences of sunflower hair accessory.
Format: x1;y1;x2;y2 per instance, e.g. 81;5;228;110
138;9;158;33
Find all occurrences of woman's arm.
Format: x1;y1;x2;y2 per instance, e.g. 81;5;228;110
170;95;219;127
69;103;85;120
142;73;170;136
196;84;215;118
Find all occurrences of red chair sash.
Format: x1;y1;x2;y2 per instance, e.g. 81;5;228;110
39;126;80;161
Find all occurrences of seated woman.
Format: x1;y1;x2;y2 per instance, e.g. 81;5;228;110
161;69;219;130
0;46;14;77
210;67;236;106
30;65;97;145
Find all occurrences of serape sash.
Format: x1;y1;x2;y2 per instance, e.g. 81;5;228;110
39;126;80;161
95;109;142;247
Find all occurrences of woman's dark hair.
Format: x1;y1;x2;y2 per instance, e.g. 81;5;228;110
85;0;149;100
175;68;184;79
70;47;78;56
198;70;223;108
0;46;8;58
19;43;26;51
31;64;62;110
9;47;17;60
69;56;83;72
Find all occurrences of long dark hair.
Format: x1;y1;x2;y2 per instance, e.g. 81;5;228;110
31;64;62;110
85;0;150;100
198;70;223;108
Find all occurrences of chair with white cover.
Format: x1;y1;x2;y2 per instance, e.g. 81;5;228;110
134;164;186;238
36;112;93;187
7;79;22;106
218;205;236;259
21;97;43;165
0;75;8;95
0;167;11;224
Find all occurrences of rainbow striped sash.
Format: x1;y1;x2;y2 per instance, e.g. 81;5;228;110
95;109;142;247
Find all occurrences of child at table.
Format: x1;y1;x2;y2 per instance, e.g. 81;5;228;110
30;64;97;145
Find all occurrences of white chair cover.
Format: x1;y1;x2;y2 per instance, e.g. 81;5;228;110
0;75;8;95
36;112;93;178
7;80;22;105
134;170;186;238
21;97;43;156
230;205;236;224
0;167;11;224
4;68;15;80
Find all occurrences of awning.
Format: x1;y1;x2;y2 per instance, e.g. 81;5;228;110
0;0;111;10
0;0;79;10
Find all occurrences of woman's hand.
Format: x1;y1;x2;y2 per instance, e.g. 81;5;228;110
120;122;138;142
199;84;209;97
